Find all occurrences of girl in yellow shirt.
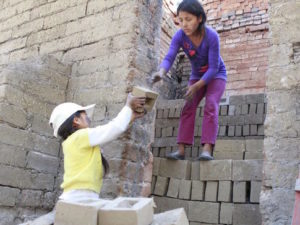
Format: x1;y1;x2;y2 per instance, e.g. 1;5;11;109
49;93;145;202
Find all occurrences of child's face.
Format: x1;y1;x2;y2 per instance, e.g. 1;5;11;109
178;11;202;36
73;111;91;129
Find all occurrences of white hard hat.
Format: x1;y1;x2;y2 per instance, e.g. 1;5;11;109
49;102;95;137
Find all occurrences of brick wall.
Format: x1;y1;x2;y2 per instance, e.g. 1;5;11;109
159;0;269;98
151;93;265;224
0;56;69;224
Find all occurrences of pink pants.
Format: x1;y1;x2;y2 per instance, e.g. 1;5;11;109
177;78;226;145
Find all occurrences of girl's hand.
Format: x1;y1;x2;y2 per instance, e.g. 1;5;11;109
151;68;166;84
184;80;205;100
126;93;146;113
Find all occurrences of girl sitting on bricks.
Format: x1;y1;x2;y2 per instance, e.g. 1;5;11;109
49;93;145;202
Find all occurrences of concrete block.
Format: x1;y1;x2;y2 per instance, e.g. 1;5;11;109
153;196;189;215
188;201;220;224
220;203;233;224
257;103;264;115
233;204;261;225
205;181;218;202
245;139;263;152
166;178;180;198
151;176;157;194
200;160;232;180
250;181;261;203
232;160;263;181
99;197;154;225
153;157;160;176
0;186;20;207
0;143;27;167
159;159;191;179
243;124;250;136
218;181;232;202
233;181;246;203
191;161;200;180
0;103;27;128
235;125;242;136
220;105;228;115
228;125;235;136
244;114;264;124
214;151;244;160
191;181;204;201
218;125;226;136
241;104;249;114
154;176;169;196
215;139;245;152
250;125;258;135
178;180;191;200
244;152;264;159
55;199;111;225
20;190;43;207
151;208;189;225
249;103;257;114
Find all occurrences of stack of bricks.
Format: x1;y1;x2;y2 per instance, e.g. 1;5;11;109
151;93;265;224
0;56;69;224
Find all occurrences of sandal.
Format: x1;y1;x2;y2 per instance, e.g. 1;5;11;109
166;151;185;160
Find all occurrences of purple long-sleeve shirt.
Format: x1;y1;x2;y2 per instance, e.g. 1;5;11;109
160;26;227;84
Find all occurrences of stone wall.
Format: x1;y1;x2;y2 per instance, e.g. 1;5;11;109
0;0;163;224
261;1;300;224
151;94;265;224
159;0;269;98
0;56;69;224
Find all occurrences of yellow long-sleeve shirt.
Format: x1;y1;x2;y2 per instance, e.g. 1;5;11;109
60;105;132;194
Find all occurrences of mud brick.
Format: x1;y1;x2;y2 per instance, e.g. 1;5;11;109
220;203;233;224
257;103;264;115
168;108;176;118
215;139;245;152
233;181;246;203
250;181;261;203
218;126;227;136
191;161;200;180
167;178;180;198
232;160;263;181
157;109;163;119
228;126;235;136
243;125;250;136
218;181;232;202
235;126;242;136
234;105;242;115
200;160;232;180
244;114;264;124
174;108;181;118
241;104;249;115
257;124;264;135
155;127;161;138
219;116;229;125
220;105;228;115
246;94;265;103
152;148;159;157
205;181;218;202
154;176;169;196
228;105;235;116
245;139;263;152
214;151;244;160
153;157;161;176
188;201;220;224
249;103;257;114
229;95;246;105
191;181;204;200
178;180;191;200
159;147;166;157
233;204;261;225
163;109;169;118
250;125;258;135
159;159;191;179
228;115;245;125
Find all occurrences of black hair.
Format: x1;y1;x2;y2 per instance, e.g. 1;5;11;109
177;0;207;31
58;110;109;177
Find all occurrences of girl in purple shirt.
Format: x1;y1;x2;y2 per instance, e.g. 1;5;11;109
152;0;227;160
